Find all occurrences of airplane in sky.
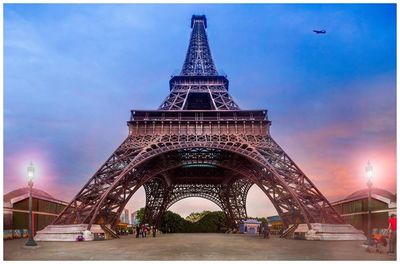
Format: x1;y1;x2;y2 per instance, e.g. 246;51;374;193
313;30;326;34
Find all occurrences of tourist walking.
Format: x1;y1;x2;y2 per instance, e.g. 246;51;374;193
388;214;397;254
142;224;147;238
135;225;140;238
152;225;156;237
263;223;270;239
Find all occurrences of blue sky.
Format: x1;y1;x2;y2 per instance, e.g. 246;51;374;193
4;4;396;217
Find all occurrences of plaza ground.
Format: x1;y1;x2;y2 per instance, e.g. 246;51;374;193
4;233;396;261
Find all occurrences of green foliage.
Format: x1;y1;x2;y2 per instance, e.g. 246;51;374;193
185;211;211;223
251;217;268;225
159;211;188;233
159;210;229;233
136;208;145;225
138;208;266;233
192;211;229;233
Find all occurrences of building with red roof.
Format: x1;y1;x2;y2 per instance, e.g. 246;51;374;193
4;187;68;239
331;188;396;236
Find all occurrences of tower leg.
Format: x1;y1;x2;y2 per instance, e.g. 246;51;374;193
220;179;252;230
143;178;171;236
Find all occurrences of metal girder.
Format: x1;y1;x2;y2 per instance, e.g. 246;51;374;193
143;177;171;227
219;178;252;228
159;86;240;111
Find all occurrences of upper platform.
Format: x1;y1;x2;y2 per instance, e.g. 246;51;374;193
169;75;229;91
129;109;269;122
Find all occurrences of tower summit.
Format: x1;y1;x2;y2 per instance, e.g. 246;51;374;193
181;15;218;76
160;15;239;110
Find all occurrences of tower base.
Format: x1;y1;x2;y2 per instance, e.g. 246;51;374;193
34;224;105;242
292;223;367;240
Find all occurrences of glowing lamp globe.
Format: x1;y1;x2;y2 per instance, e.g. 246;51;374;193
27;162;35;182
365;161;373;182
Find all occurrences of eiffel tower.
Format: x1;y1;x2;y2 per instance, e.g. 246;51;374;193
37;15;366;241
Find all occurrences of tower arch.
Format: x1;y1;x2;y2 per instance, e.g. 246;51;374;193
53;142;343;230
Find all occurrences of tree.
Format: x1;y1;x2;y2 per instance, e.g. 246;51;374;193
136;207;145;224
142;209;260;233
185;211;211;223
159;211;188;233
250;216;268;225
195;211;229;233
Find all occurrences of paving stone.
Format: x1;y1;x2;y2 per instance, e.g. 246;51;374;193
4;233;396;260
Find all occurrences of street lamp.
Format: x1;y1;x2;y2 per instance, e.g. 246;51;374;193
365;161;373;245
25;161;37;246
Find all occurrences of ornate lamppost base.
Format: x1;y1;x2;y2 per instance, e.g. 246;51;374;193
22;242;40;249
25;238;38;247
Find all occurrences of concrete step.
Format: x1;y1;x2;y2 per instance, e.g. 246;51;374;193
35;224;105;242
294;223;367;241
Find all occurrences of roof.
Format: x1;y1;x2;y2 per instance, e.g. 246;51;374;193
267;215;282;222
243;219;261;224
332;187;396;205
4;187;53;202
4;187;68;206
346;188;396;201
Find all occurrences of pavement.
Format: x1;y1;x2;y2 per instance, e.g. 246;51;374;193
3;233;397;261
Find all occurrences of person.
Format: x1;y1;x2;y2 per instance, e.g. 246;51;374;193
135;225;140;238
142;224;147;238
263;223;270;239
388;214;397;254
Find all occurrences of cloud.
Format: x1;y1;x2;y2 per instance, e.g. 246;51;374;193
273;74;396;201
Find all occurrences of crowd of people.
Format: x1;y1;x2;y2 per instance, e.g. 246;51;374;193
368;213;396;255
135;224;157;238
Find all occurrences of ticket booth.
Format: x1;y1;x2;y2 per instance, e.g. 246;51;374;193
239;219;261;234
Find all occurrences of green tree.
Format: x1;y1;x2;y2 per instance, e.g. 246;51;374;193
159;211;188;233
185;211;211;223
189;211;229;233
157;210;231;233
136;207;145;224
250;216;268;225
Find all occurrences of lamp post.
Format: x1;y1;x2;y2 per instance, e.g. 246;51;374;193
25;161;37;247
365;161;373;245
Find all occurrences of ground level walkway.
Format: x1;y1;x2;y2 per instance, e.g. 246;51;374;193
4;233;396;260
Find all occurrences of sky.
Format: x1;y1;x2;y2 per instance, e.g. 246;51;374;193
4;4;396;218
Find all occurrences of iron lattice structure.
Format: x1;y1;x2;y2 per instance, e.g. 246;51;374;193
53;15;344;230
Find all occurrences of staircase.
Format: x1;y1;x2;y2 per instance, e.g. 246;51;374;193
295;223;367;240
101;224;119;239
34;224;105;241
280;224;298;239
